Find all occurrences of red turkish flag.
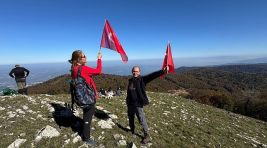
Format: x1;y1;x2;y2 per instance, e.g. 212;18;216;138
161;43;175;78
100;20;128;63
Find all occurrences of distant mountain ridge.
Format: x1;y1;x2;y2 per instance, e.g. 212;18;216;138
237;57;267;64
175;63;267;73
1;56;267;90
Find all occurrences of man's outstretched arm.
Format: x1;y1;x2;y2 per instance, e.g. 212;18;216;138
142;70;163;85
143;67;168;85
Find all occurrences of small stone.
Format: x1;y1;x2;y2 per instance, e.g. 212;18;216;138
19;133;26;137
35;125;60;142
117;140;127;146
22;105;29;110
109;114;118;119
73;135;82;143
7;139;27;148
98;119;115;129
113;134;121;140
64;139;70;145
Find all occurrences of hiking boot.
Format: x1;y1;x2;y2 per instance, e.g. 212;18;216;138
84;139;97;146
141;134;151;144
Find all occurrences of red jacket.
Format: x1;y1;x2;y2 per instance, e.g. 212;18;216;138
71;59;102;99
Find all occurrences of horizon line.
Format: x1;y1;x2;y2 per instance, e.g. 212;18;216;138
1;54;267;66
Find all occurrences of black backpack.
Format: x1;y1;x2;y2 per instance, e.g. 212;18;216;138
71;66;96;108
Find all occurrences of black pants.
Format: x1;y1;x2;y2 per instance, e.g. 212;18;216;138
82;105;95;141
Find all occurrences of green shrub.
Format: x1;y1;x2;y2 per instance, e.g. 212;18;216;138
2;88;17;96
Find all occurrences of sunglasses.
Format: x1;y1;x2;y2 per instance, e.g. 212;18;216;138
81;55;86;58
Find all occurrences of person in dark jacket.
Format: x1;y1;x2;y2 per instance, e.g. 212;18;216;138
126;66;168;144
9;64;30;95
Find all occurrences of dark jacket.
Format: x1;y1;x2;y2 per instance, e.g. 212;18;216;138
126;70;164;107
9;67;30;82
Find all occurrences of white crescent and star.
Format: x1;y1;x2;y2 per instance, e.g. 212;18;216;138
108;32;114;43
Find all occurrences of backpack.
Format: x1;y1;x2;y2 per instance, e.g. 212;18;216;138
71;66;96;108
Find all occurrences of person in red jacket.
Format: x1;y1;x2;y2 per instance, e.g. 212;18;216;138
69;50;102;146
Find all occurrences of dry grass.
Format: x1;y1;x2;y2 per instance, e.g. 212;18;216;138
0;92;266;147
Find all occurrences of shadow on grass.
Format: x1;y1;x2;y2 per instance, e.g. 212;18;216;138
50;103;143;143
115;123;143;138
50;103;111;137
94;107;145;138
94;108;110;120
50;103;83;137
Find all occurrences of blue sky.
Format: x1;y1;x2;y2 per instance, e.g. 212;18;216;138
0;0;267;64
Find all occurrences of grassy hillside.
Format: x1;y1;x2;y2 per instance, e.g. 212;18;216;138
169;66;267;121
0;92;266;147
26;63;267;122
